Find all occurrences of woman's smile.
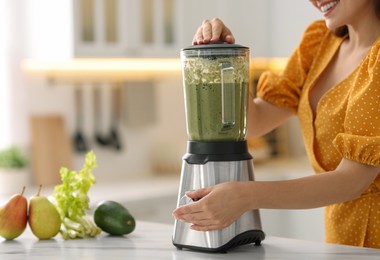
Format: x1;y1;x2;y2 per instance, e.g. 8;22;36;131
320;0;340;15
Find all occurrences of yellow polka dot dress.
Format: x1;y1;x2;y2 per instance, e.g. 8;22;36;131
257;20;380;248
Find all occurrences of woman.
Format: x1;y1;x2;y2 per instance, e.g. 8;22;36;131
172;0;380;248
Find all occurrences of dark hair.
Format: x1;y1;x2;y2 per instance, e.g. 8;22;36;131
334;0;380;37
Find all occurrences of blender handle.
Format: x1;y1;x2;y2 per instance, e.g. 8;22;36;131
221;66;235;128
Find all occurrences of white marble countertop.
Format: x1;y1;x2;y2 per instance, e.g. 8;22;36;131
1;221;379;260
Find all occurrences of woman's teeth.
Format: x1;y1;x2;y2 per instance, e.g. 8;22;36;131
320;1;339;12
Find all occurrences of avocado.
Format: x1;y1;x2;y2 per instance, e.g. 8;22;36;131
94;200;136;236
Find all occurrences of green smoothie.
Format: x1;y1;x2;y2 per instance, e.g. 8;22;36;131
182;56;249;141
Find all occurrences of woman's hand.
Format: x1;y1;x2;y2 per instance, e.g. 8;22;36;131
172;182;251;231
193;18;235;45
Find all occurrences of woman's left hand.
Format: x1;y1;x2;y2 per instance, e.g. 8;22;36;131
172;182;251;231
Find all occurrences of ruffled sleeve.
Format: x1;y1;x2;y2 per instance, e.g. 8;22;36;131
333;39;380;167
257;20;328;113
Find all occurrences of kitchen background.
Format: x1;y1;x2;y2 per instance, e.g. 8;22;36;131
1;0;324;242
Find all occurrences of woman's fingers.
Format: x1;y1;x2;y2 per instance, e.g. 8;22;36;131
192;18;235;45
174;208;227;231
173;187;211;218
190;224;223;231
192;19;212;45
193;26;205;45
172;202;202;218
186;212;233;231
201;19;213;43
172;202;231;230
186;187;210;200
209;19;222;42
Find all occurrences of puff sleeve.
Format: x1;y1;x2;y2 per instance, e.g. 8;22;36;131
257;20;328;113
333;40;380;167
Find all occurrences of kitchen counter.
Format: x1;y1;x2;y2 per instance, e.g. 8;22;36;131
1;221;379;260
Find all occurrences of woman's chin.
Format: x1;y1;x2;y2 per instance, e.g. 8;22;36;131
324;20;343;31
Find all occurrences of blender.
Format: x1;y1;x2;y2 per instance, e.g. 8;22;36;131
172;43;265;253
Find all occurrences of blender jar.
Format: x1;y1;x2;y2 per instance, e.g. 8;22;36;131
181;43;250;141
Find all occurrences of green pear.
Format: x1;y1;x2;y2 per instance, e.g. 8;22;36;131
28;185;61;240
0;187;28;240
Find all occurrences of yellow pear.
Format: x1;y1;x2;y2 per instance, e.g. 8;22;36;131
28;185;61;240
0;187;28;240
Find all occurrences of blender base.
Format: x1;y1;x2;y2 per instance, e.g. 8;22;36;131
172;141;265;253
173;229;265;253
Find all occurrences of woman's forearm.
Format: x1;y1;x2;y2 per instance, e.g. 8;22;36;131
247;172;355;210
246;159;379;210
247;97;293;137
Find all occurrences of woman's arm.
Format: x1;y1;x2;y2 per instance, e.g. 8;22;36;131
249;159;379;209
248;97;293;137
172;158;380;231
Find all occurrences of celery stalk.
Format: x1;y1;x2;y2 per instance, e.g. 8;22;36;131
52;151;101;239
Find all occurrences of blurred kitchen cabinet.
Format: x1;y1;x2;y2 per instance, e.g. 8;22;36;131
72;0;266;57
24;0;320;59
72;0;319;58
73;0;179;57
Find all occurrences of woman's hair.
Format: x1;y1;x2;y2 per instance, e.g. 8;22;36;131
335;0;380;37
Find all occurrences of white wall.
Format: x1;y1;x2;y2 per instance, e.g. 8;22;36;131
25;0;73;61
268;0;321;57
0;0;29;149
0;0;74;150
0;0;11;148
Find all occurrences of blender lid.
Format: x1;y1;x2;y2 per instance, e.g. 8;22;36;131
182;43;248;51
181;43;249;57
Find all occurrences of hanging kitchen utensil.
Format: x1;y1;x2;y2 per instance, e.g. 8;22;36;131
73;85;89;153
93;84;110;146
108;83;123;151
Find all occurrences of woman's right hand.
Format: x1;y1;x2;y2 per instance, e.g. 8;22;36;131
193;18;235;45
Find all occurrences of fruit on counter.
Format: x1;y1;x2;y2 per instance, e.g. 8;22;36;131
0;187;28;240
52;150;101;239
28;185;61;240
94;200;136;236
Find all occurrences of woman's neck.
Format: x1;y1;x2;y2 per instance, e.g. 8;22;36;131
346;14;380;50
